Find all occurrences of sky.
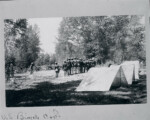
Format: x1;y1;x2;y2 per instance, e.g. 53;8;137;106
28;17;62;54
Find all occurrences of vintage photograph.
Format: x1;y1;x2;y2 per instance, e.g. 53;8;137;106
5;15;146;107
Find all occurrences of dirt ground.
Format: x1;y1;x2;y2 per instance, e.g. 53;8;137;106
6;70;147;107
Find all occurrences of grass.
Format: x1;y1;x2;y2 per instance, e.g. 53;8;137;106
6;75;147;107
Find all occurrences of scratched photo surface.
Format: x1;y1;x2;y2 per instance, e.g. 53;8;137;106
5;15;147;107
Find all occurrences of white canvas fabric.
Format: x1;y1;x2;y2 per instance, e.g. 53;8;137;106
76;67;108;91
121;64;135;85
121;61;139;80
76;66;128;91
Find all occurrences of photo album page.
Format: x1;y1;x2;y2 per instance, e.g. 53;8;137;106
0;0;149;120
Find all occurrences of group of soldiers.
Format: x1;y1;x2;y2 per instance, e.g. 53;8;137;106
5;58;97;80
5;62;35;81
62;58;96;76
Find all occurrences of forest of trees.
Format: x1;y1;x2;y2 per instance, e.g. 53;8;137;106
4;19;40;71
56;15;145;65
4;19;56;72
35;53;57;66
4;15;145;73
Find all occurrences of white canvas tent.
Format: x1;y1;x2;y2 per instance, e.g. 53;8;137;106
121;61;140;80
76;66;128;91
121;64;135;85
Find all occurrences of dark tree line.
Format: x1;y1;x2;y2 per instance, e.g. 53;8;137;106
35;53;57;66
56;15;145;64
4;16;145;74
4;19;40;72
4;19;57;73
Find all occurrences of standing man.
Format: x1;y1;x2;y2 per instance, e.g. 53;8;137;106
70;58;73;75
10;62;14;78
74;58;78;74
66;58;70;76
72;58;75;74
30;62;35;74
79;58;84;73
68;58;72;75
6;63;10;81
77;58;80;74
83;59;86;73
55;62;60;78
72;58;75;75
63;61;67;76
93;58;96;67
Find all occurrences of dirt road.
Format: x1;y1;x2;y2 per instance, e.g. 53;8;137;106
6;70;86;90
5;70;147;107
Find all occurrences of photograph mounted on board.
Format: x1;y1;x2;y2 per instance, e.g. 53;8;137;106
4;15;146;107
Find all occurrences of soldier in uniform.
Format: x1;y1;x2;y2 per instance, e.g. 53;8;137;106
5;63;10;81
84;60;87;72
72;58;74;74
87;59;92;71
83;59;86;73
9;62;14;78
79;58;84;73
66;58;70;76
55;62;60;78
74;58;78;74
86;60;90;71
71;58;74;75
69;58;72;75
93;59;96;67
89;59;93;69
30;62;35;74
63;61;67;76
67;58;71;75
77;58;80;74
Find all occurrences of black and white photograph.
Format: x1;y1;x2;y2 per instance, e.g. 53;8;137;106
5;15;146;107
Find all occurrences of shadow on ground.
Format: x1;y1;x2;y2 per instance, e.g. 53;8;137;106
6;75;147;107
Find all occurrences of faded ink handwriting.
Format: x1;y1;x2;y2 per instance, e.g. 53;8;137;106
1;109;61;120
